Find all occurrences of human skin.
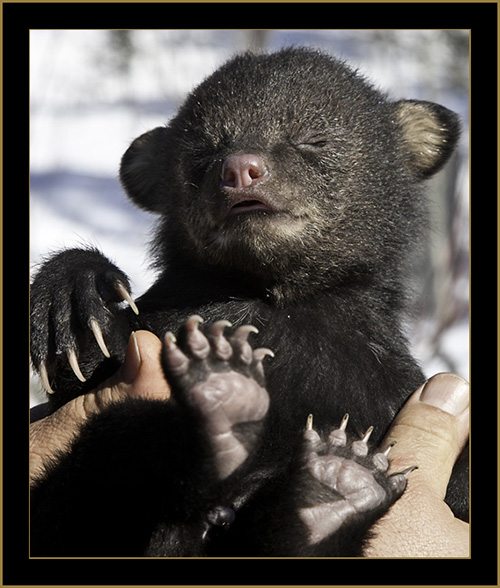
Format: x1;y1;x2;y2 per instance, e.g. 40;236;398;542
30;332;469;557
364;372;469;557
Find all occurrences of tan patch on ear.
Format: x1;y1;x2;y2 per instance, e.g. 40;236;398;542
397;102;448;174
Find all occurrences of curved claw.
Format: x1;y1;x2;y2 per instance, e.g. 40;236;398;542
352;425;374;457
186;314;204;330
209;320;233;360
361;425;374;443
253;347;275;361
383;441;397;457
39;362;55;395
115;282;139;315
209;320;233;337
398;465;419;477
164;331;177;346
184;315;210;359
304;414;322;447
233;325;259;340
328;414;349;447
163;331;190;376
89;318;110;358
66;348;86;382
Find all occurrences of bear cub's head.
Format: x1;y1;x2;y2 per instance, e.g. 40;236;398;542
120;48;460;295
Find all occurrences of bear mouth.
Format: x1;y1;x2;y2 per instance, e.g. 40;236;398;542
225;191;278;219
228;199;275;217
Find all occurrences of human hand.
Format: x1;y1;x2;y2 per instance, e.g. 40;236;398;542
364;372;470;557
30;342;470;557
30;331;168;485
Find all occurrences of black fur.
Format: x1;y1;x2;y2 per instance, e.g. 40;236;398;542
30;48;466;556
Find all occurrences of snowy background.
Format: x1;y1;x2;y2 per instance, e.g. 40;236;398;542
30;30;470;406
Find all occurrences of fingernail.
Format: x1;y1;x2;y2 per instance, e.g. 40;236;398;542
419;373;469;416
122;332;142;383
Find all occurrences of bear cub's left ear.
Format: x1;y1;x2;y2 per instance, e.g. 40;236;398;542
396;100;461;179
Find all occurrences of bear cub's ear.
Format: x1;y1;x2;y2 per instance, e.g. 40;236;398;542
396;100;461;179
120;127;169;213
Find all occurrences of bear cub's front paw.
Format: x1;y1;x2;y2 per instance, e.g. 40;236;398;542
162;315;273;479
30;248;139;395
299;414;413;545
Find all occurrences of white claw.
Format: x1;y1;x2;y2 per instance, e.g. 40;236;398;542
253;347;275;361
164;331;177;347
304;414;321;446
66;348;86;382
186;314;204;330
352;424;374;457
383;441;397;456
39;362;55;394
329;414;348;447
115;282;139;315
361;425;374;443
399;465;419;477
233;325;259;339
89;318;110;358
210;319;233;336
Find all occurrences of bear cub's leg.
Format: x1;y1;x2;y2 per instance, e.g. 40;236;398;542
298;414;412;550
162;315;272;479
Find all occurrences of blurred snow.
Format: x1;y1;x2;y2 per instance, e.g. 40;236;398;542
30;30;469;405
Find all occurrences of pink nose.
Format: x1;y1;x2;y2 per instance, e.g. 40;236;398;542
220;154;269;189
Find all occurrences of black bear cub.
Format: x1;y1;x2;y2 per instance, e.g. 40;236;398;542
30;48;465;557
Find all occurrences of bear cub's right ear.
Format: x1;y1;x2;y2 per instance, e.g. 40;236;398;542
120;127;169;213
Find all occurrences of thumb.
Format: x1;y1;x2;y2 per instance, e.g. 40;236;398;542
365;374;469;557
31;331;169;485
87;330;170;409
384;372;469;500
